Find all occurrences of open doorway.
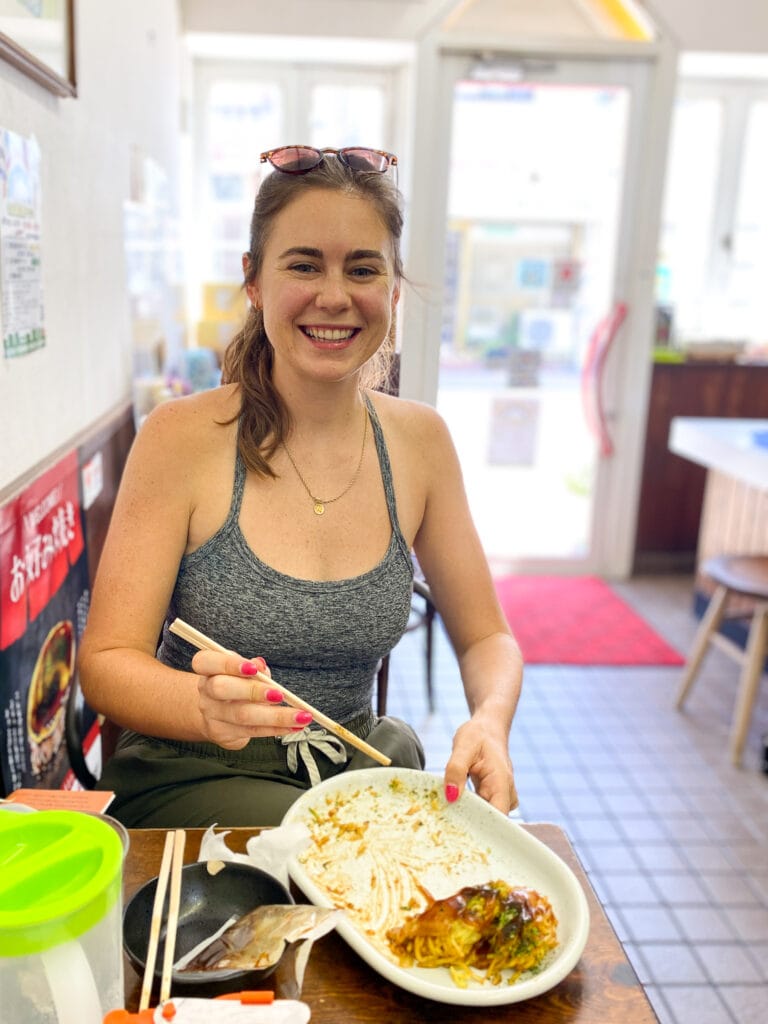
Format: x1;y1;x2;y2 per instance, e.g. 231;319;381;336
435;57;652;572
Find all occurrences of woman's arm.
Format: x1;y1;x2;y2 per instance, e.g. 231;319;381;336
409;406;523;812
78;398;203;736
77;396;304;746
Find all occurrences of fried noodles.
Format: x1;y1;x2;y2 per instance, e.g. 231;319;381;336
386;881;558;988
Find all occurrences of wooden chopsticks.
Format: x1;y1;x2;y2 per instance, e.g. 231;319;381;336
169;617;391;767
139;828;186;1011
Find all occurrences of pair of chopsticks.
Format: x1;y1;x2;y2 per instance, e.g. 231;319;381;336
139;829;186;1011
169;617;391;767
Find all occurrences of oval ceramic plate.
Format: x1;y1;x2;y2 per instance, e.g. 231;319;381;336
283;768;589;1006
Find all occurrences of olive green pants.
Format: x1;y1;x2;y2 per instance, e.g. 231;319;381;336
99;711;425;828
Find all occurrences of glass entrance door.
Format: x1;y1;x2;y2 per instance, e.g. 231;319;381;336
437;59;646;572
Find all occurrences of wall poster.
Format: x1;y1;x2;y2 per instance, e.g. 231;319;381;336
0;126;45;357
0;450;93;794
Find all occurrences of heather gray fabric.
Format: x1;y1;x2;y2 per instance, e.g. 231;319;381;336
158;392;414;720
98;393;425;826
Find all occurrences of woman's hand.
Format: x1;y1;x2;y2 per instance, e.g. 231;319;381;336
191;651;313;750
443;716;518;814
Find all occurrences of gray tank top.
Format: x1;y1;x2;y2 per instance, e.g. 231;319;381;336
158;394;415;722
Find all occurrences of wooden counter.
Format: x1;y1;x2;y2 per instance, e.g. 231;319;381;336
633;361;768;573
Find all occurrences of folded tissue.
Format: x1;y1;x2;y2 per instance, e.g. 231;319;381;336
198;823;311;893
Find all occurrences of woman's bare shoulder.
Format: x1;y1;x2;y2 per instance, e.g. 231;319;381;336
137;384;240;452
367;390;452;449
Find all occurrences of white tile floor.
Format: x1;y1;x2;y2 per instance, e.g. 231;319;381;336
383;574;768;1024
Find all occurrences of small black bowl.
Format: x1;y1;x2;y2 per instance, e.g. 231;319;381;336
123;860;293;994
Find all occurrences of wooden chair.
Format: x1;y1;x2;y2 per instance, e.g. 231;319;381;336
64;670;126;790
376;578;436;717
372;352;438;715
675;554;768;765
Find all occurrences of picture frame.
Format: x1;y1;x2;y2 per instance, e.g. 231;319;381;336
0;0;76;98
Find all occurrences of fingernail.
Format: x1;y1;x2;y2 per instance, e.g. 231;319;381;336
294;710;313;725
266;689;283;703
445;784;459;803
253;657;267;672
241;662;258;676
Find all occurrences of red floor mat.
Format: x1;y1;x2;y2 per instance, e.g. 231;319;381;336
494;575;686;666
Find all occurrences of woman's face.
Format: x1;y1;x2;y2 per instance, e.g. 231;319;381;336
247;188;400;388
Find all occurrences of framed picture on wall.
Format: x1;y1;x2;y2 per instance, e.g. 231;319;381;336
0;0;76;98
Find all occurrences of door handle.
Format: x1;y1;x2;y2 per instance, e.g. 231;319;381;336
581;301;628;457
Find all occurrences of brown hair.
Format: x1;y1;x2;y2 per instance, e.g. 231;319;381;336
221;157;404;477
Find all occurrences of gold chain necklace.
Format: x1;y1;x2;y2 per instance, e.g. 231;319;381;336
283;408;368;516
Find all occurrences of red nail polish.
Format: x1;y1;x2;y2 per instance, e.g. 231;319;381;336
241;662;258;676
254;657;266;672
266;689;283;703
445;784;459;803
294;710;313;725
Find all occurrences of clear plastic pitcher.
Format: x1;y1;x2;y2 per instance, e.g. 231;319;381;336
0;809;124;1023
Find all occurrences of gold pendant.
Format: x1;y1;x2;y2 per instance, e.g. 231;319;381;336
313;502;325;516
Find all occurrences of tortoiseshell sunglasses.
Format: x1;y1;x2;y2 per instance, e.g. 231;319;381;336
260;146;397;175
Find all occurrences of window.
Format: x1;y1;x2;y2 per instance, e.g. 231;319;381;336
656;75;768;349
193;62;396;289
204;79;284;281
730;100;768;338
309;82;387;148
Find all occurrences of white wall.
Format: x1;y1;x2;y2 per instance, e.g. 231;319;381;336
0;0;183;493
179;0;453;40
180;0;768;54
645;0;768;53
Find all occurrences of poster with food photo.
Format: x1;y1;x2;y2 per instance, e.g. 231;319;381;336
0;450;93;794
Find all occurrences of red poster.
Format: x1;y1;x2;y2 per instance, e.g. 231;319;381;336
1;450;84;650
0;452;91;794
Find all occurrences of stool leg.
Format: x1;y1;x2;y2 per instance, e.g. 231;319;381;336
675;585;729;709
729;602;768;766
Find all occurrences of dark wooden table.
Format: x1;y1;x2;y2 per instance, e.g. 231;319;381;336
123;824;658;1023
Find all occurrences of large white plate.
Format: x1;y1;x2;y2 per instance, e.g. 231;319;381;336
283;767;590;1006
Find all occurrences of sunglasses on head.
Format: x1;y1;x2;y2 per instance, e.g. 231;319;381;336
260;146;398;175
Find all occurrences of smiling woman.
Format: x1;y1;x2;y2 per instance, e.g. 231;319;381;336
246;189;399;400
77;148;523;829
225;154;405;482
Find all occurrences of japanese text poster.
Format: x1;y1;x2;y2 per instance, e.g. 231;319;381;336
0;451;92;794
0;127;45;358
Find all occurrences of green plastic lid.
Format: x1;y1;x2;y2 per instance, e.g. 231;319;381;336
0;810;123;957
